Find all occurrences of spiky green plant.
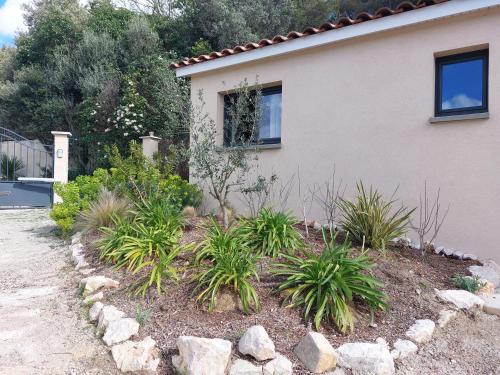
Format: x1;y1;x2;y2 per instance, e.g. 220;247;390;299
273;232;387;332
192;242;260;314
452;274;486;293
338;181;414;253
239;208;304;257
0;153;24;180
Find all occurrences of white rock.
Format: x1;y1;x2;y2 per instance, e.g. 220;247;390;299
336;341;394;375
435;246;445;255
111;336;160;373
83;291;103;305
263;353;293;375
97;305;125;331
452;251;464;259
80;275;119;294
443;248;454;257
482;294;500;317
375;337;389;350
294;332;337;373
390;339;418;360
238;325;276;361
462;253;478;261
172;336;232;375
89;302;103;322
103;318;140;346
437;309;457;328
435;289;485;310
405;319;435;344
313;222;323;230
70;243;84;257
469;265;500;288
74;254;88;269
71;231;82;244
229;359;262;375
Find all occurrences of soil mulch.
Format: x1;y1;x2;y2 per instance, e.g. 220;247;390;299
80;220;480;374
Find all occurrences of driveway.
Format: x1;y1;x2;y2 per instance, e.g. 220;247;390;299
0;209;117;374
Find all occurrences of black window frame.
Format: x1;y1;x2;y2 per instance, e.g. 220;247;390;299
435;49;489;117
223;86;282;147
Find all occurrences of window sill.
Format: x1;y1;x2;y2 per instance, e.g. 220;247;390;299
429;112;489;124
220;143;282;152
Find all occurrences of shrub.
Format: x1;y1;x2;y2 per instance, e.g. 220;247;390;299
159;174;203;209
273;233;387;332
194;217;247;264
452;274;485;293
192;240;260;314
77;189;130;233
239;208;303;257
0;153;24;180
338;181;414;252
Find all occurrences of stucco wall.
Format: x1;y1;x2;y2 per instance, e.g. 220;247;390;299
189;8;500;262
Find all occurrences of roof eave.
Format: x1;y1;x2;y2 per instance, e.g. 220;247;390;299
176;0;500;78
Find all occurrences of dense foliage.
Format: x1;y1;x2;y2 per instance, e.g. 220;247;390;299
273;233;387;332
239;208;303;257
338;181;414;252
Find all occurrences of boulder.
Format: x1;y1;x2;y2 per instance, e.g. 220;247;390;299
97;305;125;331
469;265;500;288
263;353;293;375
172;336;232;375
83;291;103;305
390;339;418;360
80;275;119;294
405;319;435;344
238;325;276;361
111;336;160;373
74;256;89;270
313;221;323;231
103;318;140;346
434;246;445;255
89;302;104;322
452;251;464;260
437;309;457;328
435;289;485;310
71;231;82;244
336;341;394;375
229;359;262;375
462;254;478;261
70;243;84;257
442;248;454;257
294;332;337;373
482;294;500;317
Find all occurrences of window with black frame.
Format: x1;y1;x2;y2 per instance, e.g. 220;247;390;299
223;86;282;146
435;49;488;117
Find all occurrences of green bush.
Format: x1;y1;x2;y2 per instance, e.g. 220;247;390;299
338;181;414;252
50;168;110;235
159;175;202;209
452;274;485;293
239;208;303;258
1;153;24;180
192;229;260;313
194;217;247;264
273;233;387;332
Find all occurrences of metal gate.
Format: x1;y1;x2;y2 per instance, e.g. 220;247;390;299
0;127;54;208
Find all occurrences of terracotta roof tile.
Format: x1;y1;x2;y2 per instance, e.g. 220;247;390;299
170;0;449;69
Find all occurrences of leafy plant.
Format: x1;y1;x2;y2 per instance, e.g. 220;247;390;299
135;305;152;326
192;242;260;314
77;189;130;233
239;208;303;257
452;274;485;293
0;153;24;180
338;181;414;252
195;217;247;264
273;233;387;332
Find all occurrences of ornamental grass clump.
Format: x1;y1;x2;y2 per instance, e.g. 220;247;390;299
96;195;189;296
338;181;414;253
239;208;304;258
192;219;260;313
273;232;387;332
452;273;486;293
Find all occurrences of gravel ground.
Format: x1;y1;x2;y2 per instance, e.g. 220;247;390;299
0;209;117;375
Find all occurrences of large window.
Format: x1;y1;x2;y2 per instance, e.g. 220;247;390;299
223;86;282;146
435;50;488;117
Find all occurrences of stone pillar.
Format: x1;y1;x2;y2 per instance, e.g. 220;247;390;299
51;131;71;203
140;132;161;159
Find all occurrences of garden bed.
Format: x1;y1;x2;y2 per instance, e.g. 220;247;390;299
80;221;479;374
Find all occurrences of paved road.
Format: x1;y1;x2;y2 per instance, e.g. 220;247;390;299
0;209;116;375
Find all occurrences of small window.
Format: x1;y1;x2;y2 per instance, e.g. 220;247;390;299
435;50;488;117
223;86;282;146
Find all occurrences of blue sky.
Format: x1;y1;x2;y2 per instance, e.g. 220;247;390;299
0;0;24;47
